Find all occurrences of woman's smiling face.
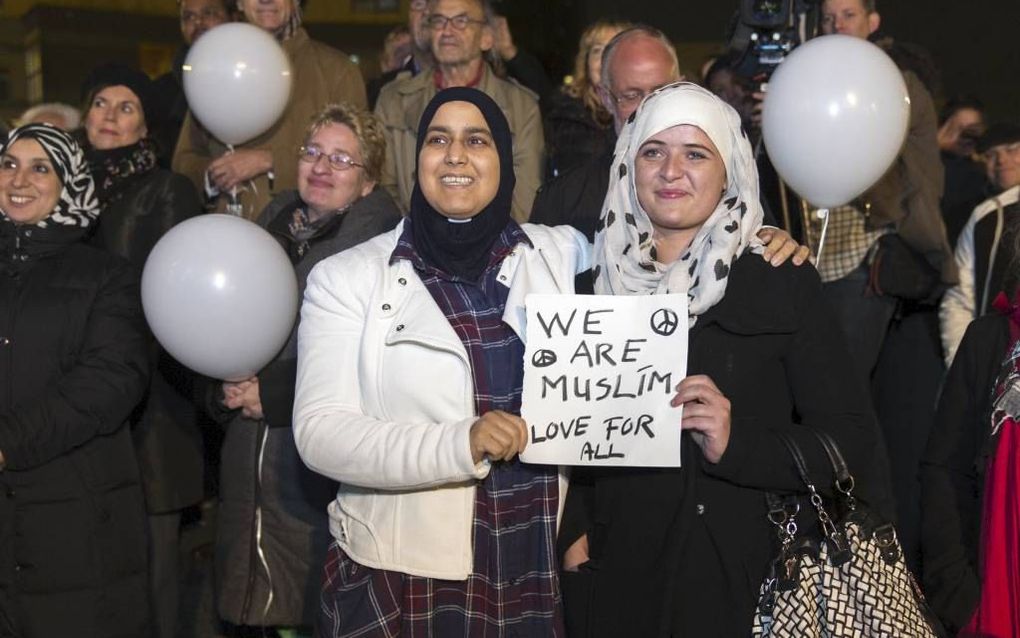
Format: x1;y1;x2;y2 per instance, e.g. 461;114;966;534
634;123;727;256
0;138;62;225
417;100;500;219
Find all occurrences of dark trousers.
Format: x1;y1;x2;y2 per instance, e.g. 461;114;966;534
148;510;182;638
822;264;898;390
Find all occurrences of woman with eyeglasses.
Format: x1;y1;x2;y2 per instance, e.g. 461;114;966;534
211;103;400;635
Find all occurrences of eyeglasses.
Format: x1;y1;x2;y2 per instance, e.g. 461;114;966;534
425;13;487;31
298;146;363;171
607;89;648;107
607;82;677;107
181;7;226;24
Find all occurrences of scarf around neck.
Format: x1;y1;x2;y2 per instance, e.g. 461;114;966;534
84;137;159;206
408;86;515;281
593;82;764;325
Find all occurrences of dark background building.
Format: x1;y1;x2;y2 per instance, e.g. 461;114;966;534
0;1;1015;126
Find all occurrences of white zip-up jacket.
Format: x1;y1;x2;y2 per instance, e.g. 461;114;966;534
940;185;1020;365
293;221;590;580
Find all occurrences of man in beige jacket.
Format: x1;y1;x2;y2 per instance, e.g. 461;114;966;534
375;0;543;222
172;0;366;220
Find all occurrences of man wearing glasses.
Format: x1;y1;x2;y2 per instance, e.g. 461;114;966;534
374;0;543;222
941;124;1020;364
530;26;681;243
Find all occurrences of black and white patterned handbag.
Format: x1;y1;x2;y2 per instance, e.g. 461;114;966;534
752;431;944;638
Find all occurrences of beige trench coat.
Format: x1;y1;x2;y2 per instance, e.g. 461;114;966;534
172;28;366;220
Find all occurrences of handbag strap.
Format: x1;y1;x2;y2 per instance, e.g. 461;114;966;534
811;429;858;509
775;431;851;563
776;431;816;493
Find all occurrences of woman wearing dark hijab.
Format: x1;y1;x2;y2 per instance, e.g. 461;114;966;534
0;124;151;637
293;87;590;637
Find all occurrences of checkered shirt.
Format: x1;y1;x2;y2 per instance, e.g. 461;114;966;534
805;204;891;282
316;220;564;638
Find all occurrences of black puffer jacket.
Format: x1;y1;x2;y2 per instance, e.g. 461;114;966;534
211;188;401;627
90;166;204;514
0;217;151;638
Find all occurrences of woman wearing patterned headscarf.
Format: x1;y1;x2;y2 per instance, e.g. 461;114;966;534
0;124;151;637
173;0;367;219
558;83;888;637
293;87;589;637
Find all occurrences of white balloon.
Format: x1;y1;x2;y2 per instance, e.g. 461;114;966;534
182;23;293;146
762;35;910;208
142;214;298;381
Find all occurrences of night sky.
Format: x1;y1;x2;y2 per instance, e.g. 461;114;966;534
500;0;1019;120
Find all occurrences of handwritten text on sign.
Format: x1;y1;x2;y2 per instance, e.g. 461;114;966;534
520;294;687;467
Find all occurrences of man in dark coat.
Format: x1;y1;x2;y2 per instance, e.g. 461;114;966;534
151;0;234;166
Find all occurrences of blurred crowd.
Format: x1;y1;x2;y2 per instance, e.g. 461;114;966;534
0;0;1017;637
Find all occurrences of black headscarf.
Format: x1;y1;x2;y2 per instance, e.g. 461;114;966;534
409;87;515;281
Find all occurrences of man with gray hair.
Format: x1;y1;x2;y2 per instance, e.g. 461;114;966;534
374;0;543;221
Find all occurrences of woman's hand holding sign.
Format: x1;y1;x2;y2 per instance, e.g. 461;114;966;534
470;410;529;464
672;375;731;463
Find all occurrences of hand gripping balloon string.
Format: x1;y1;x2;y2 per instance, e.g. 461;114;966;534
814;208;830;265
224;144;243;217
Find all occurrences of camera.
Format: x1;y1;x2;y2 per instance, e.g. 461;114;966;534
726;0;821;85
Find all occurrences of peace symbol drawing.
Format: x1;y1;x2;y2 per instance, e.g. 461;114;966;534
532;349;558;368
650;308;679;336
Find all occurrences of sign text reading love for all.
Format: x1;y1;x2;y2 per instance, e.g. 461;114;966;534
520;294;687;467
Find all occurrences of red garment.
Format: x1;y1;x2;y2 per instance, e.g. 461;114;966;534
992;290;1020;341
962;302;1020;637
432;62;484;89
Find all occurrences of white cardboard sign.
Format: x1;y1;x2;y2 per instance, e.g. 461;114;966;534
520;293;687;467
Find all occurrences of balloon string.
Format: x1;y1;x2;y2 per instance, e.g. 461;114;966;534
815;208;831;265
224;144;242;217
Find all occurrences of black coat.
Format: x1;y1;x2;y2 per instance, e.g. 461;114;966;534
531;143;612;244
561;254;888;638
921;313;1010;634
542;91;614;181
90;167;205;514
0;218;151;638
211;188;401;626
